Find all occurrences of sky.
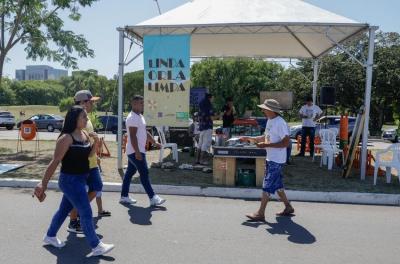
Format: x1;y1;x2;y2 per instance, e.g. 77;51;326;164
3;0;400;79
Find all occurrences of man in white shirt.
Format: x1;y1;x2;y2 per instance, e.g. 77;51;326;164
119;95;166;206
240;99;294;221
297;96;323;157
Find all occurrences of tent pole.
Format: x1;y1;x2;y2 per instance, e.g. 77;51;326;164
312;59;319;104
117;28;125;177
360;26;377;180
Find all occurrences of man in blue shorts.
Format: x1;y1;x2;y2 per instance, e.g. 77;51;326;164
240;99;294;221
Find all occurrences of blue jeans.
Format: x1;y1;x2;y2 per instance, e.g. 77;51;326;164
300;127;316;156
47;172;100;248
121;153;155;199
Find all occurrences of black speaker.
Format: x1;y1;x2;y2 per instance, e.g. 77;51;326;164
320;86;335;106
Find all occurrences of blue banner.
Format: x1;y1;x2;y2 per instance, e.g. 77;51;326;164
143;34;191;127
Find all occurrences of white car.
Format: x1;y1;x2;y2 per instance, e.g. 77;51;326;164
289;116;357;139
0;111;16;130
382;128;399;143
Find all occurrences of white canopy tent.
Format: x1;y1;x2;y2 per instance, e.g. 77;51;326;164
117;0;377;180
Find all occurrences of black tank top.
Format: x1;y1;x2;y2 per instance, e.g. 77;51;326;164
61;133;91;174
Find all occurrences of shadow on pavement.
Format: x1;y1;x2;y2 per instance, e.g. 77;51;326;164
265;216;316;244
121;203;167;225
44;232;115;263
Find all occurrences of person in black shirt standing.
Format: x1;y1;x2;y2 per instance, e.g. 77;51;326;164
221;97;235;139
196;93;215;165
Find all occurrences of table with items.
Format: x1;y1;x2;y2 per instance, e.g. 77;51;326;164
212;138;266;187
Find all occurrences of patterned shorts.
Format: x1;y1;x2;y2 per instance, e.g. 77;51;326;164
262;161;285;195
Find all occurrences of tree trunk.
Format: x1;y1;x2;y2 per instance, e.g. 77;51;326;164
0;53;5;85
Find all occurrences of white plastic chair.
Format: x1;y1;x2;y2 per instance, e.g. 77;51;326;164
316;129;344;170
373;143;400;185
156;127;178;163
313;129;331;162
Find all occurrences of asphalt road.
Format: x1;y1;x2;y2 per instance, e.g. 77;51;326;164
0;187;399;264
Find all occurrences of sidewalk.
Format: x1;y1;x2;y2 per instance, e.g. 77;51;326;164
1;178;399;206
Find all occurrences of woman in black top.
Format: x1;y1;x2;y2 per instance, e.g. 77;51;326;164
34;106;114;257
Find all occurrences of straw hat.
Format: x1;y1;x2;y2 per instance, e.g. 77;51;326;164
257;99;282;114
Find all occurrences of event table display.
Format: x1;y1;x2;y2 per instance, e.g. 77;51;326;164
212;138;266;187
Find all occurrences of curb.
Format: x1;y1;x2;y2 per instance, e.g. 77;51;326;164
0;178;399;206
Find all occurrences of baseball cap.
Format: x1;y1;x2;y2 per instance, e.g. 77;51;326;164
74;90;100;102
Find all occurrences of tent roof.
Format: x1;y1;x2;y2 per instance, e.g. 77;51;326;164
126;0;369;58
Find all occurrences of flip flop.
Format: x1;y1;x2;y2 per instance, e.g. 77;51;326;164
245;213;265;222
276;207;295;216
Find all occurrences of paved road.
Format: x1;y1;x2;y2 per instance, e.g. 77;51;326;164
0;187;399;264
0;129;118;142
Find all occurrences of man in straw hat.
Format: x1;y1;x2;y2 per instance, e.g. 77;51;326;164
240;99;294;221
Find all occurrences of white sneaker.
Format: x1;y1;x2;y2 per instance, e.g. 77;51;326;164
119;196;137;204
150;195;166;206
89;241;115;257
43;235;66;248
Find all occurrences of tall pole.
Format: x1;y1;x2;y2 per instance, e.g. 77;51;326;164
360;26;377;180
117;28;125;177
154;0;162;14
312;59;319;104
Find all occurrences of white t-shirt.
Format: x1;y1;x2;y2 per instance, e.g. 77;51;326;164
126;111;147;155
264;116;289;164
299;104;323;127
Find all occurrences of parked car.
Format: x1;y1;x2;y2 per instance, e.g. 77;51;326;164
382;128;399;143
290;115;357;139
0;111;16;130
96;115;126;134
230;117;266;137
17;114;64;132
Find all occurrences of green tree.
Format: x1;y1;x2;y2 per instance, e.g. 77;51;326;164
0;77;15;104
191;58;284;116
60;69;114;112
304;32;400;133
11;80;65;105
123;70;144;111
0;0;97;82
59;96;74;112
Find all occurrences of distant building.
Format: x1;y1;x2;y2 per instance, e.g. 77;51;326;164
15;65;68;81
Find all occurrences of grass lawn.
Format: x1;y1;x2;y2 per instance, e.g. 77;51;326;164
0;139;398;194
2;105;64;122
0;105;113;122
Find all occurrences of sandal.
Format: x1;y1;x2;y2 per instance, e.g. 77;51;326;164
98;210;111;217
245;213;265;222
276;206;294;216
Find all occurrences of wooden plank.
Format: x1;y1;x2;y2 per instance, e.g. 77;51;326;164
342;106;365;178
225;158;237;186
213;157;226;185
255;158;266;187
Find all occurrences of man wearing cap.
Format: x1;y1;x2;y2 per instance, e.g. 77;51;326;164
297;96;323;157
196;93;215;165
67;90;111;234
240;99;294;221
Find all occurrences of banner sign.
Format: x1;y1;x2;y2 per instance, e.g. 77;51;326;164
190;87;207;109
143;34;190;127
